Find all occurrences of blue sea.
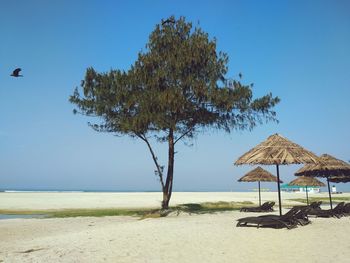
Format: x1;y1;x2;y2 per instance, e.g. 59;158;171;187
0;214;47;220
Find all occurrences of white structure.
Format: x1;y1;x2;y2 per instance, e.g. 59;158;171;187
281;184;322;193
332;185;337;193
299;187;321;193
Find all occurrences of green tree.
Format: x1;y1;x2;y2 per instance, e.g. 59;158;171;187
70;16;280;209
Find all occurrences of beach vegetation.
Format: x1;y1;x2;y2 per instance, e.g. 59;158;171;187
0;201;253;218
289;196;350;204
69;16;279;210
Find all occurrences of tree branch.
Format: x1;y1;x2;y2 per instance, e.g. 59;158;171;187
174;127;193;145
73;110;100;118
136;133;165;189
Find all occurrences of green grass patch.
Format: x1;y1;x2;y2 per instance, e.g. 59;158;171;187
288;196;350;204
47;208;148;218
0;201;254;219
174;201;253;214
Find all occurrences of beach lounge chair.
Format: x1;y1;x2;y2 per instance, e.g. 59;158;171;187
294;201;322;210
240;201;275;212
291;206;311;226
308;201;322;210
307;202;345;218
260;206;311;226
343;203;350;216
236;207;309;229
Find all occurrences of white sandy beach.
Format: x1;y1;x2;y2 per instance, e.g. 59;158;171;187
1;191;347;210
1;192;350;263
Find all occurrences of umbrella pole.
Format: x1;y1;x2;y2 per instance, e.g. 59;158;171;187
327;178;333;209
276;164;282;216
258;181;261;207
305;186;309;205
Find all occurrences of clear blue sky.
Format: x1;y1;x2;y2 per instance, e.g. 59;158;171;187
1;0;349;192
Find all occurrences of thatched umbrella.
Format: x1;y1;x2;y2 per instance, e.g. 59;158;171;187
288;176;325;205
238;166;282;206
329;176;350;183
295;154;350;209
235;133;319;215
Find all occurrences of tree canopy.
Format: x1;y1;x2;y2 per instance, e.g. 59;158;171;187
70;16;280;209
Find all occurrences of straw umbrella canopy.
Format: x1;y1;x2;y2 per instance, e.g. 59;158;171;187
238;166;282;206
235;133;320;215
288;176;325;205
295;154;350;209
329;176;350;183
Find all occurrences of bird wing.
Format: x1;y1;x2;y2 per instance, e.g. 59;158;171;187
14;68;22;74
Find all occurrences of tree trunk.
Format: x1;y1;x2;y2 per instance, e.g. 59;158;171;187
162;129;175;210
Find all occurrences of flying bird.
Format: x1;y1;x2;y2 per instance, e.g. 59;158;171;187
162;18;175;25
11;68;23;77
238;72;242;79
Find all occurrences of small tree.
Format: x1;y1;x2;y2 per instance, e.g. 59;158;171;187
70;16;280;209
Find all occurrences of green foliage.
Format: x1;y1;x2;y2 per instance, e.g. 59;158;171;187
176;201;253;214
69;16;279;143
288;197;350;204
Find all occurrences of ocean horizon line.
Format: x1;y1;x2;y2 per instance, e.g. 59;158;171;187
1;189;258;193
